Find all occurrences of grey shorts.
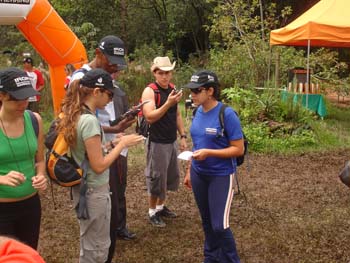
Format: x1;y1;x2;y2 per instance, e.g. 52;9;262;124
72;184;111;263
145;141;180;200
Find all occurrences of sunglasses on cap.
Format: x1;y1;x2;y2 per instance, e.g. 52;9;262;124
190;87;207;94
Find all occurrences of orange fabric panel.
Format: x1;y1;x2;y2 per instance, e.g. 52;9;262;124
270;0;350;48
16;0;87;114
0;239;46;263
48;65;67;114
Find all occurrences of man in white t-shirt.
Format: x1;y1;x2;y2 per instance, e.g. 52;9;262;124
23;57;45;113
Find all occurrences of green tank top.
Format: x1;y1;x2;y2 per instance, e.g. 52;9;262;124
0;111;38;199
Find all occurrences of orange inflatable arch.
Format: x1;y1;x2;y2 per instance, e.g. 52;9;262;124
0;0;87;114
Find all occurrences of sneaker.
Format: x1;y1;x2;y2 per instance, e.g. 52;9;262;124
149;213;166;227
116;228;136;241
157;206;177;218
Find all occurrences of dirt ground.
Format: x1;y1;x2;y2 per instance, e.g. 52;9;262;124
38;147;350;263
325;92;350;108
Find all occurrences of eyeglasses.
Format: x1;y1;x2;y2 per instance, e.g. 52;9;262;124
103;54;122;72
100;89;114;99
190;87;207;94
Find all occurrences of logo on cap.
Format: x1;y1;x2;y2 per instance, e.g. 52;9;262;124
14;76;32;87
191;75;200;82
95;77;104;87
208;75;215;82
99;42;106;49
114;47;124;56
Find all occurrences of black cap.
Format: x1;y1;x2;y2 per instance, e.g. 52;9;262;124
184;70;219;89
0;67;39;100
23;57;33;65
80;68;114;94
98;35;127;68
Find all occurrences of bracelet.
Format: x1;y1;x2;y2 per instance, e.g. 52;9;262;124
180;134;187;139
110;141;115;149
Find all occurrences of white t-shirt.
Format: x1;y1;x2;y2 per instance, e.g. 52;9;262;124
26;71;37;102
98;104;114;142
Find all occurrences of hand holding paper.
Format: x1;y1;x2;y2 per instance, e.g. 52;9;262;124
177;151;193;161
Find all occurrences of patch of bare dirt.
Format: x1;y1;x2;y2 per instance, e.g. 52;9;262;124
325;91;350;108
38;147;350;263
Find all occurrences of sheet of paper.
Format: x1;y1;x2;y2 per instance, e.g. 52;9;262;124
120;148;128;157
177;151;193;161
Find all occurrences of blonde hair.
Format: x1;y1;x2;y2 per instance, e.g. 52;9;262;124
56;79;93;146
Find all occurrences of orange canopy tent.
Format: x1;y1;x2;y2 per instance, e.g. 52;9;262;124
270;0;350;48
270;0;350;109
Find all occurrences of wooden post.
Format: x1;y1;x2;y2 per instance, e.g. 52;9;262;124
275;51;280;89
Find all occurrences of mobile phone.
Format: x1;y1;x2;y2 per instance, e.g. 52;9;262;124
109;100;151;126
174;88;183;94
124;99;150;117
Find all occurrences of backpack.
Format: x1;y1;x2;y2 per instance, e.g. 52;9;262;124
27;110;39;138
44;113;86;187
193;103;248;166
136;82;175;137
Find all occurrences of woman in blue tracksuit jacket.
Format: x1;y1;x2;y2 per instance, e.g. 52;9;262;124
184;70;244;263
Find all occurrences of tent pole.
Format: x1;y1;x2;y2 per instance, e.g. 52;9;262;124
306;39;310;108
267;45;271;87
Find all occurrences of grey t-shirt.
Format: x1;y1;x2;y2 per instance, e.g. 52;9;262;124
72;114;109;187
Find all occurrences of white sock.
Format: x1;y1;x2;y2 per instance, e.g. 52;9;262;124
149;208;157;217
156;204;164;212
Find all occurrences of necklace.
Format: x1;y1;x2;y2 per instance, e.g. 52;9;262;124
83;103;95;115
0;116;34;174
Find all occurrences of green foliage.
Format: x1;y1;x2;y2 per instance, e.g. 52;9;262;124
72;22;100;60
243;121;317;154
3;0;349;156
118;43;166;103
242;122;270;152
255;86;284;121
207;0;292;87
222;87;260;122
50;0;118;42
207;47;257;88
222;86;322;154
273;46;305;86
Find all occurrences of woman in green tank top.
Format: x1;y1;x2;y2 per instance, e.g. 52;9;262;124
0;68;47;250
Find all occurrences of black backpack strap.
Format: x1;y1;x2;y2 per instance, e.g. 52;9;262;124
218;104;228;137
218;104;242;195
27;110;39;138
192;106;198;118
75;157;90;219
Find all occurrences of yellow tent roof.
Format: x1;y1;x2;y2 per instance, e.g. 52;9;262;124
270;0;350;47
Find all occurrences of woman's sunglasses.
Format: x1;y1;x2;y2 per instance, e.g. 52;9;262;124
99;89;114;99
191;87;207;94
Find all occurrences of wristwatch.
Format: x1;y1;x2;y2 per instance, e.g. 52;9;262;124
180;134;187;139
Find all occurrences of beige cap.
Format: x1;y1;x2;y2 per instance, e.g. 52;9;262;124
150;56;176;72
